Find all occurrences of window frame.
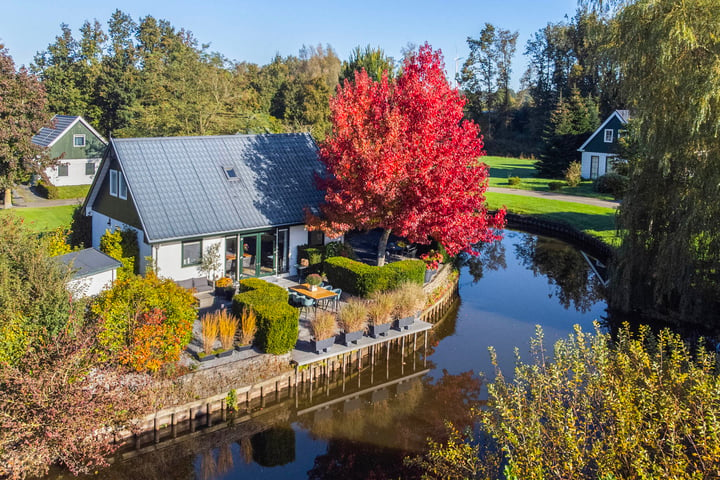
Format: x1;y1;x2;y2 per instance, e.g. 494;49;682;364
118;173;127;200
85;162;96;176
182;240;203;267
604;129;614;143
57;164;69;177
73;134;86;147
308;230;324;247
223;166;239;181
109;169;118;197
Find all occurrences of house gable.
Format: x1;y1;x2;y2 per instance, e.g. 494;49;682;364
87;148;143;231
578;110;628;155
48;120;106;160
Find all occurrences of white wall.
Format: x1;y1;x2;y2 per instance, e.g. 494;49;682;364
581;152;615;180
46;158;101;186
153;236;224;282
89;210;151;274
68;269;117;297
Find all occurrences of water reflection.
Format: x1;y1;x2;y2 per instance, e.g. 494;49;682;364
514;234;605;313
460;238;507;283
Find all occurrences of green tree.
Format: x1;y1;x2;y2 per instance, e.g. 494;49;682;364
536;88;598;177
0;46;52;208
0;215;73;364
340;45;395;83
601;0;720;325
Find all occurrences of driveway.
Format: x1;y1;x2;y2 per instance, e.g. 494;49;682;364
488;187;620;209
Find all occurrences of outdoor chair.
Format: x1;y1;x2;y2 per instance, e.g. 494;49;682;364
298;295;317;317
331;287;342;311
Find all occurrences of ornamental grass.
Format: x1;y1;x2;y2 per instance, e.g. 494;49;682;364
338;298;368;333
200;313;220;354
311;310;338;341
217;309;239;351
367;292;395;325
394;281;426;318
240;307;257;346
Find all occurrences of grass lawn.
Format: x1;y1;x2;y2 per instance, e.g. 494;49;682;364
55;185;91;199
485;191;620;246
482;156;615;201
0;205;76;233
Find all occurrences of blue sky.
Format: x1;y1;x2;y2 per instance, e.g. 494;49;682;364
0;0;578;89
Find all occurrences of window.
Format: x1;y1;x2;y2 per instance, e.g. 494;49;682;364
109;169;118;196
223;166;239;181
182;240;202;267
604;129;614;143
85;162;96;175
119;174;127;200
308;230;324;247
58;164;69;176
73;134;86;147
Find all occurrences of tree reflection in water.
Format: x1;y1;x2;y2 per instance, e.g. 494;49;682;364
515;235;605;313
460;238;507;283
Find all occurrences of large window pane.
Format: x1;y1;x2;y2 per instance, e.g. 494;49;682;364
277;229;289;274
260;233;275;275
225;236;237;279
242;236;257;276
182;240;202;267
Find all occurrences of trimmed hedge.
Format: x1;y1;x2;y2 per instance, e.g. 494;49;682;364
324;257;425;297
232;279;298;354
297;242;356;276
36;180;59;200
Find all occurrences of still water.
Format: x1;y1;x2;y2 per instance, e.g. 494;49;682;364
62;230;606;480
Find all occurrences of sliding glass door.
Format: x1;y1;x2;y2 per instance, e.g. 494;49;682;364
231;228;290;278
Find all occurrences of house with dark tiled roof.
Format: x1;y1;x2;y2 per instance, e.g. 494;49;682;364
578;110;629;179
32;115;107;186
83;133;328;282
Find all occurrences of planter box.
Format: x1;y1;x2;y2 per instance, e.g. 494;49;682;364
312;336;336;354
223;287;236;300
341;329;364;346
235;344;253;353
242;255;252;267
424;268;438;284
216;349;234;359
369;322;391;338
196;352;216;363
394;313;418;331
214;286;224;296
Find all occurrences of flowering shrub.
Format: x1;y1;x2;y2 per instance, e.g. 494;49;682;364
306;273;323;286
117;308;190;373
216;276;233;288
420;250;443;270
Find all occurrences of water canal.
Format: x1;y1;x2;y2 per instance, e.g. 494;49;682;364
53;230;607;480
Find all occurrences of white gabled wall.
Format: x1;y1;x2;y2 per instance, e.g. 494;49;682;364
68;269;117;297
581;152;617;180
45;158;101;186
89;210;151;274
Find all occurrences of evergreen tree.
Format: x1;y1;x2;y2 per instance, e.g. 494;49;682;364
536;88;598;177
340;45;395;82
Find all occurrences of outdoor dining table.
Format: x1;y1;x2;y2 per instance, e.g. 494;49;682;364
289;283;337;303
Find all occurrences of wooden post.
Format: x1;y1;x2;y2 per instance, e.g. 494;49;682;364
413;332;418;371
424;330;428;367
154;417;159;444
206;403;212;427
401;335;405;375
386;340;390;379
342;354;346;392
190;407;196;432
171;412;177;438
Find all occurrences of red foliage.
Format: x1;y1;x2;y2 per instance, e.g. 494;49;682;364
118;308;190;373
310;43;505;257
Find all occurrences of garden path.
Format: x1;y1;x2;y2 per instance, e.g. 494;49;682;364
487;186;620;209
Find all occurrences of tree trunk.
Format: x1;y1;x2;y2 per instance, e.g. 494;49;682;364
377;228;391;267
3;187;12;209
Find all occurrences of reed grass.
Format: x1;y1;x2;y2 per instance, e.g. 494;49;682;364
240;307;257;345
338;298;368;333
311;310;338;341
217;309;239;350
200;313;219;354
367;292;395;325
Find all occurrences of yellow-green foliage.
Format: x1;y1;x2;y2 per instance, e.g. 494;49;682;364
479;324;720;479
0;315;32;366
99;227;139;278
44;227;73;257
91;272;197;364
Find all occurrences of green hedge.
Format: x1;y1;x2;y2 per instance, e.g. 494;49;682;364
36;180;59;200
297;242;356;276
324;257;424;297
232;278;297;354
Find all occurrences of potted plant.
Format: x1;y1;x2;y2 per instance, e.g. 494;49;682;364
393;282;426;330
310;310;338;353
215;276;235;299
367;292;395;338
237;307;257;352
242;243;252;267
338;299;368;345
217;309;239;358
197;313;220;362
306;273;323;291
420;250;443;283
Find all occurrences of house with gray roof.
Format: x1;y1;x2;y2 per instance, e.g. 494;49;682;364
578;110;629;179
32;115;107;186
83;133;328;282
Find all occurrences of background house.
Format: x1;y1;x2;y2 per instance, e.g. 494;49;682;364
577;110;629;179
32;115;107;186
83;133;330;282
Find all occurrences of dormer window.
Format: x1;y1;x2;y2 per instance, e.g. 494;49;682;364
604;129;614;143
223;166;239;181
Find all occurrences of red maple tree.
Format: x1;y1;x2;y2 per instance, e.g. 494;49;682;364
310;43;505;265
